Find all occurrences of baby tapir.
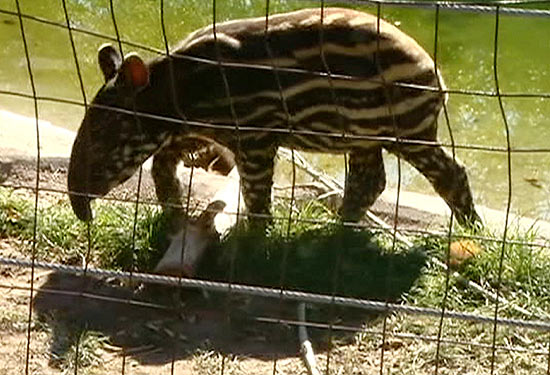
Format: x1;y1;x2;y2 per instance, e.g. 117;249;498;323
68;7;480;227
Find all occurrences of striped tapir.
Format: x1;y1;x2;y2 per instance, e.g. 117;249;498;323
68;7;480;228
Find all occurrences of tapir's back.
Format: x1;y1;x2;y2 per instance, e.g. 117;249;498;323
171;7;444;151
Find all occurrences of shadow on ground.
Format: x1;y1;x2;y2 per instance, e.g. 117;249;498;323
33;227;428;367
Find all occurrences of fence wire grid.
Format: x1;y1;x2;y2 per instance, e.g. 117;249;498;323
1;0;550;374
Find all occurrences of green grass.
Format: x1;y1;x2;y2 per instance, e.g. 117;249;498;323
0;188;166;271
405;225;550;319
51;330;110;374
202;221;427;302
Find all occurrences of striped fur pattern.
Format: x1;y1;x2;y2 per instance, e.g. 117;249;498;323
68;7;480;226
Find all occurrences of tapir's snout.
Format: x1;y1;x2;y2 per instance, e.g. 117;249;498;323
68;191;93;222
67;107;171;222
67;123;109;222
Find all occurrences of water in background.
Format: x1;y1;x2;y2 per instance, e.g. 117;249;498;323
2;0;550;220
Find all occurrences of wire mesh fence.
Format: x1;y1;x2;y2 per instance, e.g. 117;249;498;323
1;0;550;374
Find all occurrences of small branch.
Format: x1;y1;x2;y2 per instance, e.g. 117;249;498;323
298;303;321;375
273;182;328;191
278;148;342;192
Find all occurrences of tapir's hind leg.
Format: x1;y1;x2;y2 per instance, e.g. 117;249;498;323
389;144;480;227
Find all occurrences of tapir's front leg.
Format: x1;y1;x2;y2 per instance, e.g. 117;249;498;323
152;142;186;233
235;147;277;227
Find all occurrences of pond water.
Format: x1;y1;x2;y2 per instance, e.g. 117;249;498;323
1;0;550;220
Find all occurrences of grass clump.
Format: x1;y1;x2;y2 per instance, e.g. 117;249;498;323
201;223;427;301
0;188;166;271
0;189;35;238
52;330;110;374
192;200;428;301
406;225;550;317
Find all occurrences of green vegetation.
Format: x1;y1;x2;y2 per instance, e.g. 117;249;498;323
0;188;166;271
2;186;549;318
201;218;427;302
56;331;109;374
407;226;550;317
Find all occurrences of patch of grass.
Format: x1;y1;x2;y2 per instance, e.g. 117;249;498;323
2;187;549;374
58;330;109;374
201;222;427;301
0;189;35;238
406;224;550;317
89;202;167;271
3;186;548;315
269;199;336;237
0;305;29;332
0;188;166;271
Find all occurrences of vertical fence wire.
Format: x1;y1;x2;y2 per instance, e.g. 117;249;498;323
13;1;41;374
106;3;138;372
105;3;153;373
59;0;94;372
157;2;198;372
490;5;515;374
210;1;242;373
432;5;458;374
106;5;129;373
373;4;404;374
258;1;301;374
315;3;350;372
108;0;124;57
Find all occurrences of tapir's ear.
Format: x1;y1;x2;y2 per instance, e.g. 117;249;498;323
97;44;122;82
197;200;226;229
119;53;149;90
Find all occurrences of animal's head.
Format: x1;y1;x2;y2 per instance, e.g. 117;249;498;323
68;44;171;221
